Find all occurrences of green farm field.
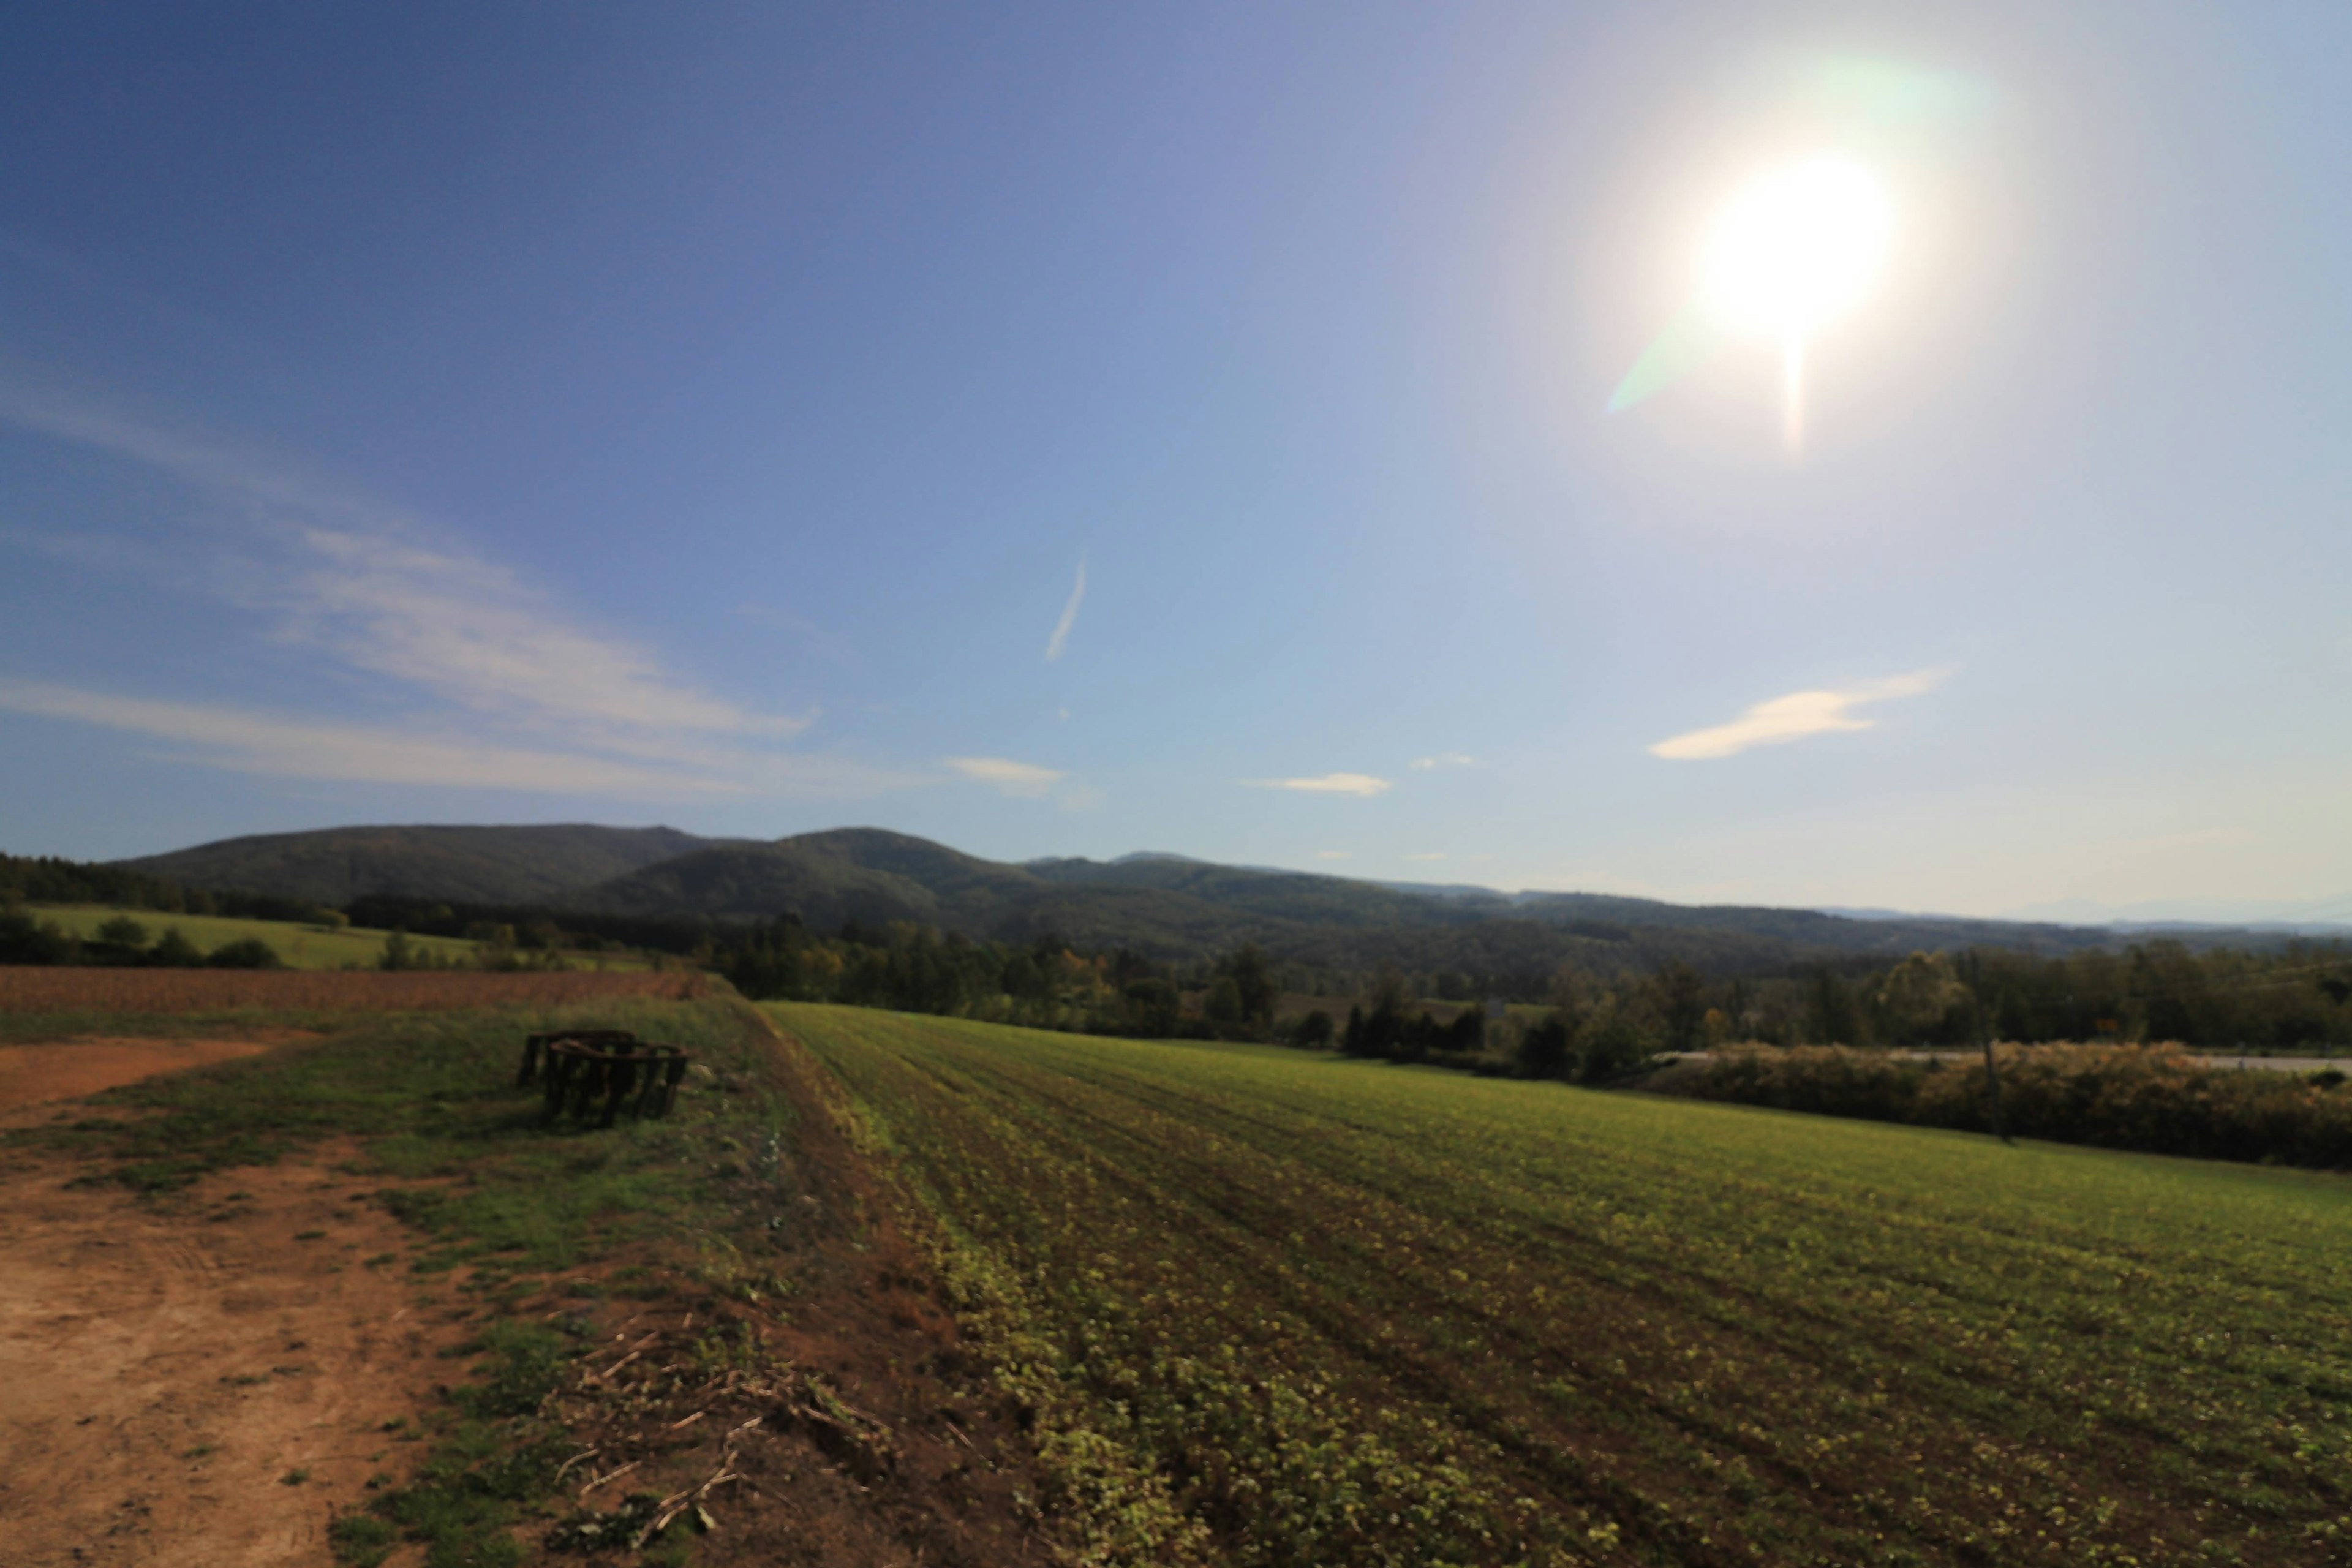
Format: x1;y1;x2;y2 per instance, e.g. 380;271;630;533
780;1003;2352;1568
25;903;482;969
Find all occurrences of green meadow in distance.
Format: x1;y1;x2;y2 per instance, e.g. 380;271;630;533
781;1002;2352;1568
23;904;481;970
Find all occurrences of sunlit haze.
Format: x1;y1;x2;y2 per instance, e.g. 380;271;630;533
2;4;2348;924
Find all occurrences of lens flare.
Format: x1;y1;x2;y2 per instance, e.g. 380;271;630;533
1678;156;1892;454
1699;156;1892;339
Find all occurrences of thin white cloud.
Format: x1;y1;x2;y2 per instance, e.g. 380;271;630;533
290;529;807;739
1315;850;1351;860
1404;852;1447;862
1242;773;1393;798
946;755;1067;799
1411;752;1481;770
1648;669;1951;761
0;679;741;797
0;383;872;799
1044;554;1087;662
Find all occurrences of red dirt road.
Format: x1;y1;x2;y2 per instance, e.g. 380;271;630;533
0;1036;299;1123
0;1148;468;1567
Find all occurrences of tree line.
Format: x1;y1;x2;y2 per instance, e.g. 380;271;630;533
0;910;285;969
0;851;342;927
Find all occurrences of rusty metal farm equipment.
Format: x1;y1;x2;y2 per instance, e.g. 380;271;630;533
516;1028;691;1128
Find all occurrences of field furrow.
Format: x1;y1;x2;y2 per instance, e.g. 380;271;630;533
783;1005;2352;1567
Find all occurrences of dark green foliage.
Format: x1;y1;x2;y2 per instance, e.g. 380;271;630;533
1574;1008;1655;1083
95;914;150;948
149;928;205;966
1516;1012;1572;1078
1648;1044;2352;1168
0;849;337;924
0;910;77;964
1291;1008;1335;1049
205;937;284;969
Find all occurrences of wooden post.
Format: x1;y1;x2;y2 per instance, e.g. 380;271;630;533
1981;1033;2011;1146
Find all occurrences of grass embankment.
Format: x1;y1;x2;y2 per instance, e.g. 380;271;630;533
782;1002;2352;1568
6;993;805;1566
25;903;484;968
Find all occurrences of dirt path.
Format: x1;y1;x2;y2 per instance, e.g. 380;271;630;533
0;1147;470;1567
0;1035;310;1125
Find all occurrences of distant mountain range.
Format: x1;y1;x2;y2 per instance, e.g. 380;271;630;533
115;823;2335;979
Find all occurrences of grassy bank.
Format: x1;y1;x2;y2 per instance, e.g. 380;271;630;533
782;1001;2352;1568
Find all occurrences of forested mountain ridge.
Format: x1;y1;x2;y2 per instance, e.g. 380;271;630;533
116;823;741;907
83;820;2226;981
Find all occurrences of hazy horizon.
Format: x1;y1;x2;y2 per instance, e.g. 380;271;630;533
4;4;2348;922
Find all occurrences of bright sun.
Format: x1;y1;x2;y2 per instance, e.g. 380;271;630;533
1697;156;1892;451
1700;156;1892;338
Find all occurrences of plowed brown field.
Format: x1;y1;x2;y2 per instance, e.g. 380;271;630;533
0;966;709;1014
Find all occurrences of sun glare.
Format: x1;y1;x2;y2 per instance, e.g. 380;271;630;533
1697;156;1892;451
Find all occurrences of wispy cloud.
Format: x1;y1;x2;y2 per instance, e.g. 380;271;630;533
0;383;875;798
946;755;1067;798
1243;773;1392;798
1044;554;1087;662
0;679;744;796
290;529;807;740
1648;669;1951;761
1404;852;1447;862
1315;850;1351;860
1411;752;1481;770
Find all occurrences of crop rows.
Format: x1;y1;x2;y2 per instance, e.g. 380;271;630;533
778;1003;2352;1567
0;964;709;1014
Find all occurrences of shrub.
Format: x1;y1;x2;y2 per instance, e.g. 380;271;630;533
1646;1044;2352;1169
96;914;151;949
149;927;205;967
206;937;284;970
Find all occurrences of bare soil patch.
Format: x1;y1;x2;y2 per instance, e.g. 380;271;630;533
0;1144;470;1568
0;1033;314;1123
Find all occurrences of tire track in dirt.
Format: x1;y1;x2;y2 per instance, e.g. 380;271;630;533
0;1145;475;1567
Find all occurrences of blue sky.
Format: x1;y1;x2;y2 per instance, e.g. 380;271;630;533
2;2;2348;920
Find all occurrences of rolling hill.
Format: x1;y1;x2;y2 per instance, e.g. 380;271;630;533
118;823;739;907
107;820;2220;978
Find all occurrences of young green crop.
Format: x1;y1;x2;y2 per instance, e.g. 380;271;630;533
779;1002;2352;1568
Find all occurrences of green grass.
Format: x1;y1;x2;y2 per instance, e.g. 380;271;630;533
780;1001;2352;1568
26;903;484;969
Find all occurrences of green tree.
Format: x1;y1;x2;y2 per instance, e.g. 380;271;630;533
206;937;282;969
1875;951;1970;1044
1224;943;1279;1033
96;915;151;949
1204;975;1246;1033
1651;962;1706;1054
151;927;205;966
